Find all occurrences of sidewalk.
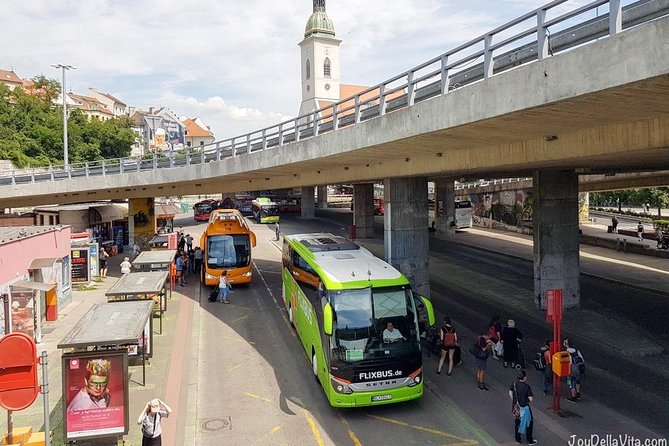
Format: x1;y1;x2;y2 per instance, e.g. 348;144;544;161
0;253;189;446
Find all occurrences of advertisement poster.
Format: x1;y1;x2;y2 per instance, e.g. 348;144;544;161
10;290;35;339
71;248;90;283
127;318;152;358
89;243;99;278
63;351;128;441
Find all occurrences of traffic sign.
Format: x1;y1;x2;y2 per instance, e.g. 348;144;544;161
0;333;39;410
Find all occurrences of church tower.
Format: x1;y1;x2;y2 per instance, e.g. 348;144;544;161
298;0;341;118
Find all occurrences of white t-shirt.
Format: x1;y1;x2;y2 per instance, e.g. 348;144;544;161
120;261;132;274
383;328;404;342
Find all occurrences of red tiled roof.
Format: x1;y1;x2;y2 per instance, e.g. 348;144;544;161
183;118;213;138
0;69;23;85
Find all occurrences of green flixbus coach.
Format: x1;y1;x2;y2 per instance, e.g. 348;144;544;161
281;233;435;407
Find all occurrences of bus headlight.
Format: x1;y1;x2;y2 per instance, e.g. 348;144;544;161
241;271;252;277
408;368;422;387
331;376;353;394
205;273;217;279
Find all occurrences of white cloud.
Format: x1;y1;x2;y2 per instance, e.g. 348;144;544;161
3;0;589;140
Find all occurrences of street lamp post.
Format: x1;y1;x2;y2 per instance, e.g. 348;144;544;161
51;64;76;166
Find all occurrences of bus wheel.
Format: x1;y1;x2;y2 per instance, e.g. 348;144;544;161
312;351;319;382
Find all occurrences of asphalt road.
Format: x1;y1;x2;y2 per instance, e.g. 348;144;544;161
172;209;667;445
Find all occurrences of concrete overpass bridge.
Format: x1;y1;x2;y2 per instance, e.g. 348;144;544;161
3;0;668;308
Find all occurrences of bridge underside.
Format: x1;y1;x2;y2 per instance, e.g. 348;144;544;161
3;16;668;208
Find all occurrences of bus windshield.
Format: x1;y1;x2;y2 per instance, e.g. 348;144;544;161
261;205;279;217
330;286;419;365
206;234;251;268
195;203;213;214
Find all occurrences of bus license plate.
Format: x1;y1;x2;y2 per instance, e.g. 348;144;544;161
372;395;392;402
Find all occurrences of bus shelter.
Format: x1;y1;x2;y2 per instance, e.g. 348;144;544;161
148;233;177;250
57;300;153;443
132;249;177;272
105;271;169;334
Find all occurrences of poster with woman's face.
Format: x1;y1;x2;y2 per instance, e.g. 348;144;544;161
63;352;128;440
10;290;35;339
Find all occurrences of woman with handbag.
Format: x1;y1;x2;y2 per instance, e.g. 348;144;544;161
508;370;537;445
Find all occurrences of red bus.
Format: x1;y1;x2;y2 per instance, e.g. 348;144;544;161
194;199;217;221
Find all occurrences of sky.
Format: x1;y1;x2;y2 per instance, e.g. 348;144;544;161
3;0;591;139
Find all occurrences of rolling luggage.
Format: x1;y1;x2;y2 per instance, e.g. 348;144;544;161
208;289;218;302
454;345;462;365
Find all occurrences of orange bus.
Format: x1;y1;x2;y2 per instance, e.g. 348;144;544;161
200;209;257;287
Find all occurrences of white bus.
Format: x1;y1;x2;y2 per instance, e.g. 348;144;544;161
454;200;473;228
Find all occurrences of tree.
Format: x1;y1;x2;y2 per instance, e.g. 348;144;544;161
0;79;135;167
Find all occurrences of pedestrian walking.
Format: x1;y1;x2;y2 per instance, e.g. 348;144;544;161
611;216;618;234
138;398;173;446
193;247;203;276
275;222;281;241
133;242;141;258
218;271;231;304
99;247;109;278
471;335;492;390
437;316;457;376
186;234;193;251
564;338;585;403
501;319;523;368
187;248;195;274
509;370;537;445
488;314;502;360
120;257;132;274
637;221;644;241
539;340;553;395
175;254;185;286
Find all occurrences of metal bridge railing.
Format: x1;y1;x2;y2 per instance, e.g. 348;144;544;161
1;0;666;187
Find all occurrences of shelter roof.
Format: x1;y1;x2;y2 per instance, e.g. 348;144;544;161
105;271;169;296
132;250;177;267
58;300;154;348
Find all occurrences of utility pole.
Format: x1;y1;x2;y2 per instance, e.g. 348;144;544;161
51;64;76;166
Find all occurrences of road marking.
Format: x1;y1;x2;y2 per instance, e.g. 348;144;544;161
253;259;296;338
259;426;281;441
337;413;362;446
243;391;274;404
367;414;478;444
223;335;255;345
227;363;242;372
303;410;325;446
230;314;248;323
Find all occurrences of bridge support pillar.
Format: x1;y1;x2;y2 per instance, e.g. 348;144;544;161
353;183;374;238
384;177;430;297
317;185;328;209
533;170;580;309
128;197;156;249
434;178;456;238
301;186;315;219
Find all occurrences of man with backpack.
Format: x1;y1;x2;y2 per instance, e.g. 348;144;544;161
437;316;457;376
534;340;552;395
564;338;585;402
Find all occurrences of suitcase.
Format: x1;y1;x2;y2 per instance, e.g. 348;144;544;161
208;289;218;302
454;345;462;365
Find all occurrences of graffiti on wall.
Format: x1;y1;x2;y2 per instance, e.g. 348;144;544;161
460;189;534;227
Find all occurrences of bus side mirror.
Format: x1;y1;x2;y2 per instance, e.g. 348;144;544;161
323;303;333;336
250;232;257;247
419;295;435;327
